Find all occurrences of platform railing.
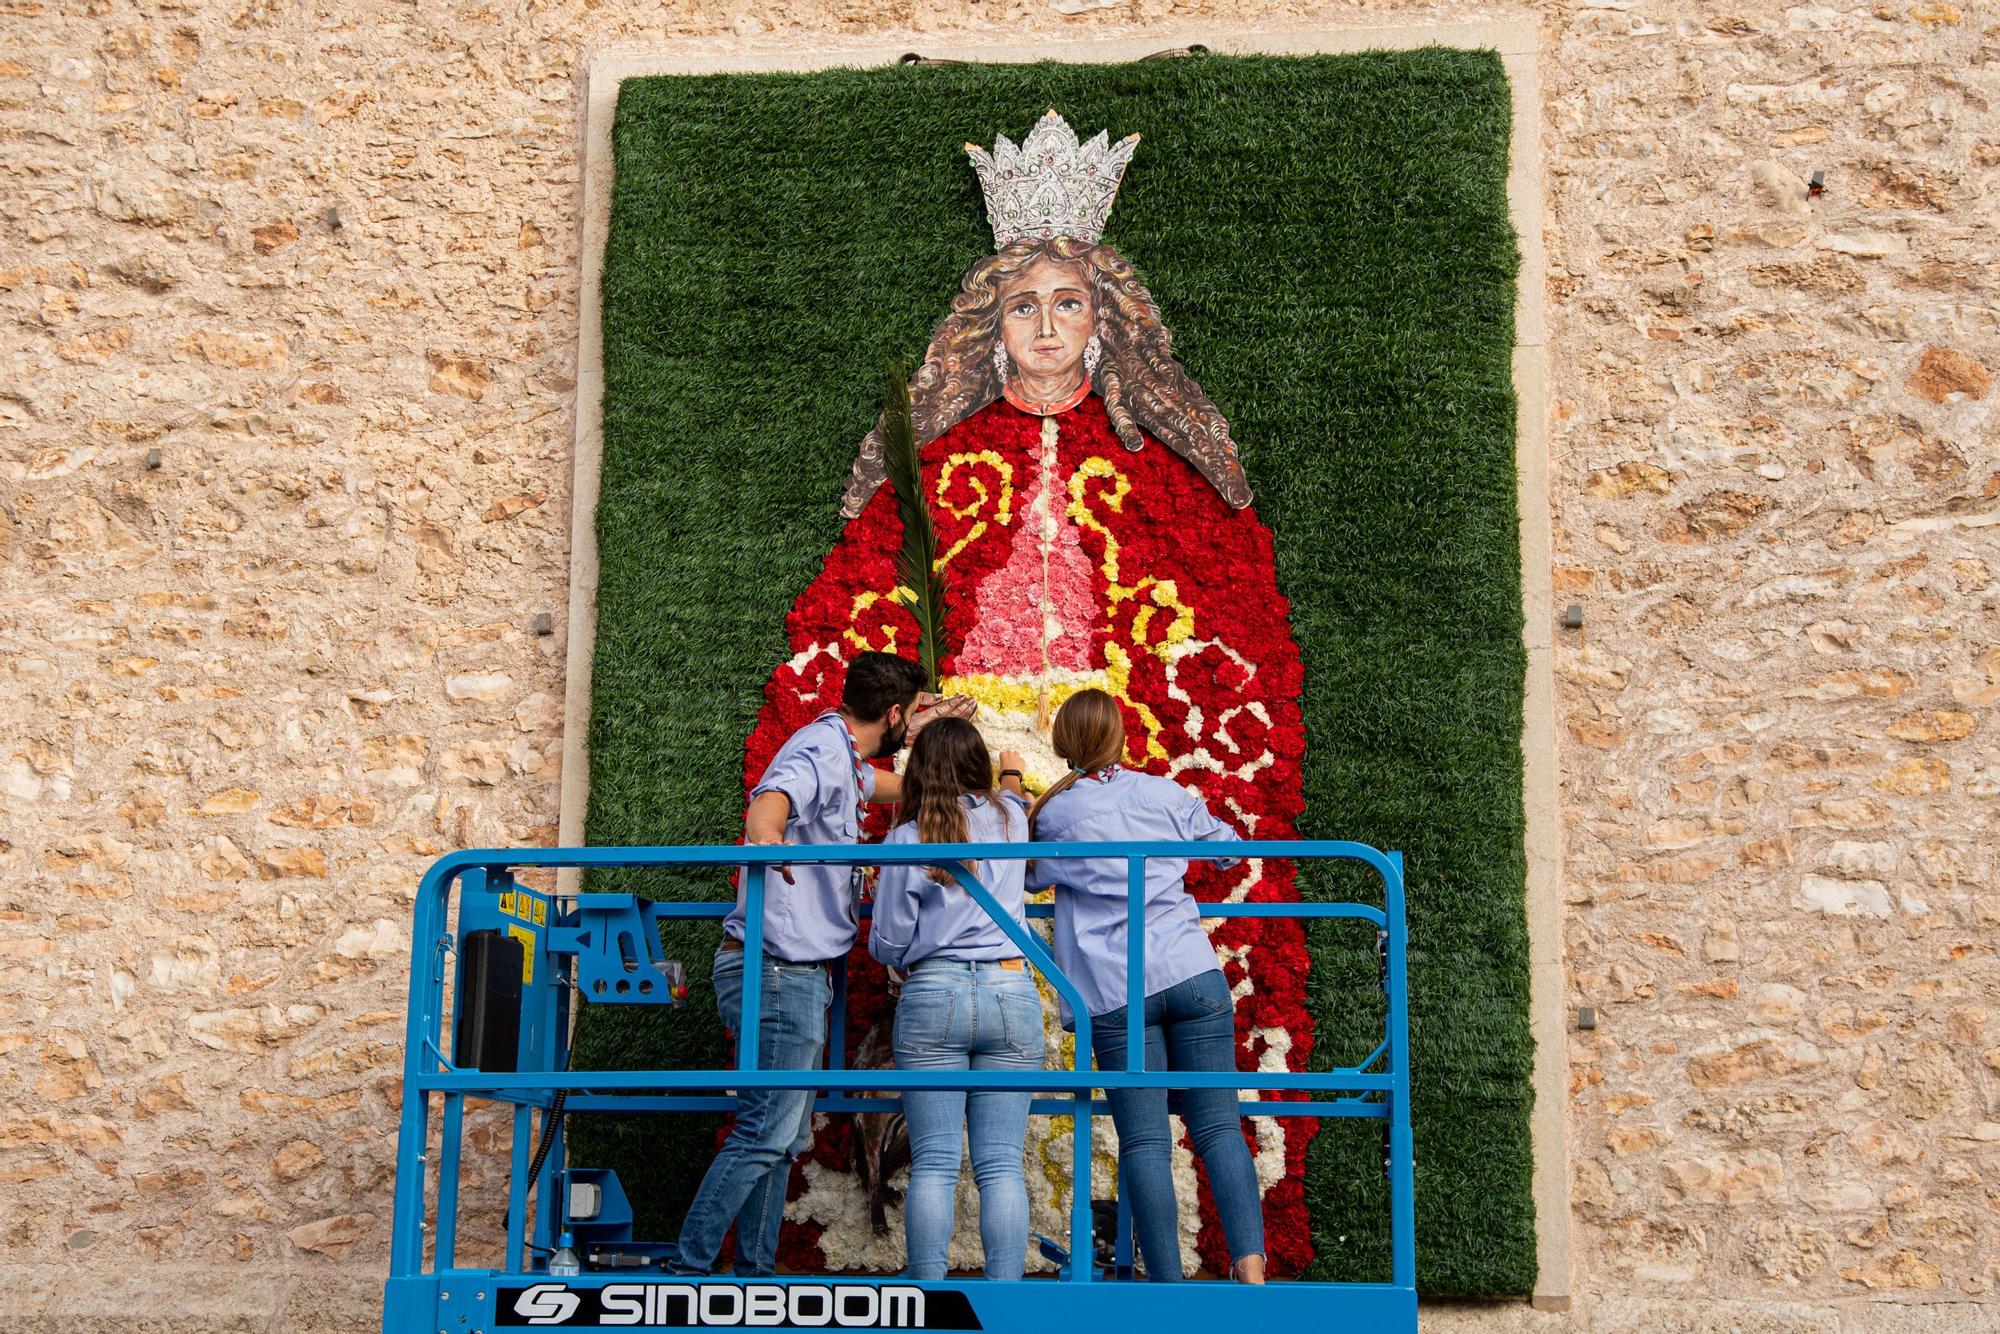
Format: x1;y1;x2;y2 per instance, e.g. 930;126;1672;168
386;840;1412;1312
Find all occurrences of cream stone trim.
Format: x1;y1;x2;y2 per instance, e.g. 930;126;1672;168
561;17;1566;1304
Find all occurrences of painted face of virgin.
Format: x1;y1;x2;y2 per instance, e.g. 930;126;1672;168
997;256;1095;393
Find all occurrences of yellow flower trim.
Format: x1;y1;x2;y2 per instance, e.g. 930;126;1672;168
936;672;1096;717
1067;457;1192;764
1066;456;1130;579
935;451;1014;572
841;586;915;652
1132;578;1196;660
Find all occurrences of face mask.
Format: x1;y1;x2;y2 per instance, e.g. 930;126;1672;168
875;709;909;758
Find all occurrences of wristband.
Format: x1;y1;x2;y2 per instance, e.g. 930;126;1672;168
999;768;1024;780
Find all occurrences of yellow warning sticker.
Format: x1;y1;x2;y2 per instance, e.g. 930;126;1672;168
531;898;546;925
498;890;516;918
507;923;535;984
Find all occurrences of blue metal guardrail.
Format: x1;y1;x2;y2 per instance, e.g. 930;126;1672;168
383;841;1415;1331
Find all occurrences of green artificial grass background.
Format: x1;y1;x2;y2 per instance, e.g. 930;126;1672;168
574;50;1534;1295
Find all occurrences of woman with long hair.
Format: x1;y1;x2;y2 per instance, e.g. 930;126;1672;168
868;717;1042;1280
1027;688;1264;1284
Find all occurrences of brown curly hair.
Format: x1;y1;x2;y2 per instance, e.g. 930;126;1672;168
839;236;1251;517
896;715;1014;885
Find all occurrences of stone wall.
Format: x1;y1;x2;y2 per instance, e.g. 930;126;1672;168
0;1;1992;1330
1549;2;1997;1328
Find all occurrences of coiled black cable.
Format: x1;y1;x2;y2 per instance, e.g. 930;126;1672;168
525;1088;568;1195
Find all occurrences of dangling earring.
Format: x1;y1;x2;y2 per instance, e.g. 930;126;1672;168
993;342;1010;382
1083;334;1103;377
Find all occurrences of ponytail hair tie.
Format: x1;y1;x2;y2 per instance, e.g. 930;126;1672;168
1067;763;1088;774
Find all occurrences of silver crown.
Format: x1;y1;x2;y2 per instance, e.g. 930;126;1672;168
965;109;1139;248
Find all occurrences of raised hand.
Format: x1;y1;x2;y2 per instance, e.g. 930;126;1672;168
907;691;976;742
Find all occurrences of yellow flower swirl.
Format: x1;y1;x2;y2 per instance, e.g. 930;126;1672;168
845;452;1014;651
1066;456;1201;764
935;450;1014;571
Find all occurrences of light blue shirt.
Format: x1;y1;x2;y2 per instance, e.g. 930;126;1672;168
724;714;876;963
869;792;1031;970
1029;768;1240;1023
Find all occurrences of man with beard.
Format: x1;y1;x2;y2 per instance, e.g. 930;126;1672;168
667;652;968;1277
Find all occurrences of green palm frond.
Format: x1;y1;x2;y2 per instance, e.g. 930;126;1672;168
881;363;949;687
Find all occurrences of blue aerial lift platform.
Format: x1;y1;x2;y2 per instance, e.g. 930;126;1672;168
381;840;1416;1330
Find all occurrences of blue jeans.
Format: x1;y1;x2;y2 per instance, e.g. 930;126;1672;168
1090;969;1264;1281
893;959;1045;1280
667;947;831;1276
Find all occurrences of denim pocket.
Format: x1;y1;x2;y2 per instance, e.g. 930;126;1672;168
1188;969;1234;1016
893;985;956;1058
772;959;833;1011
999;987;1047;1062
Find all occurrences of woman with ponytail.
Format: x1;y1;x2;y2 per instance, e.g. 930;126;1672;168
1027;689;1264;1284
869;718;1042;1280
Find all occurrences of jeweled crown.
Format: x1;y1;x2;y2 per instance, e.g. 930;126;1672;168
965;109;1139;249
